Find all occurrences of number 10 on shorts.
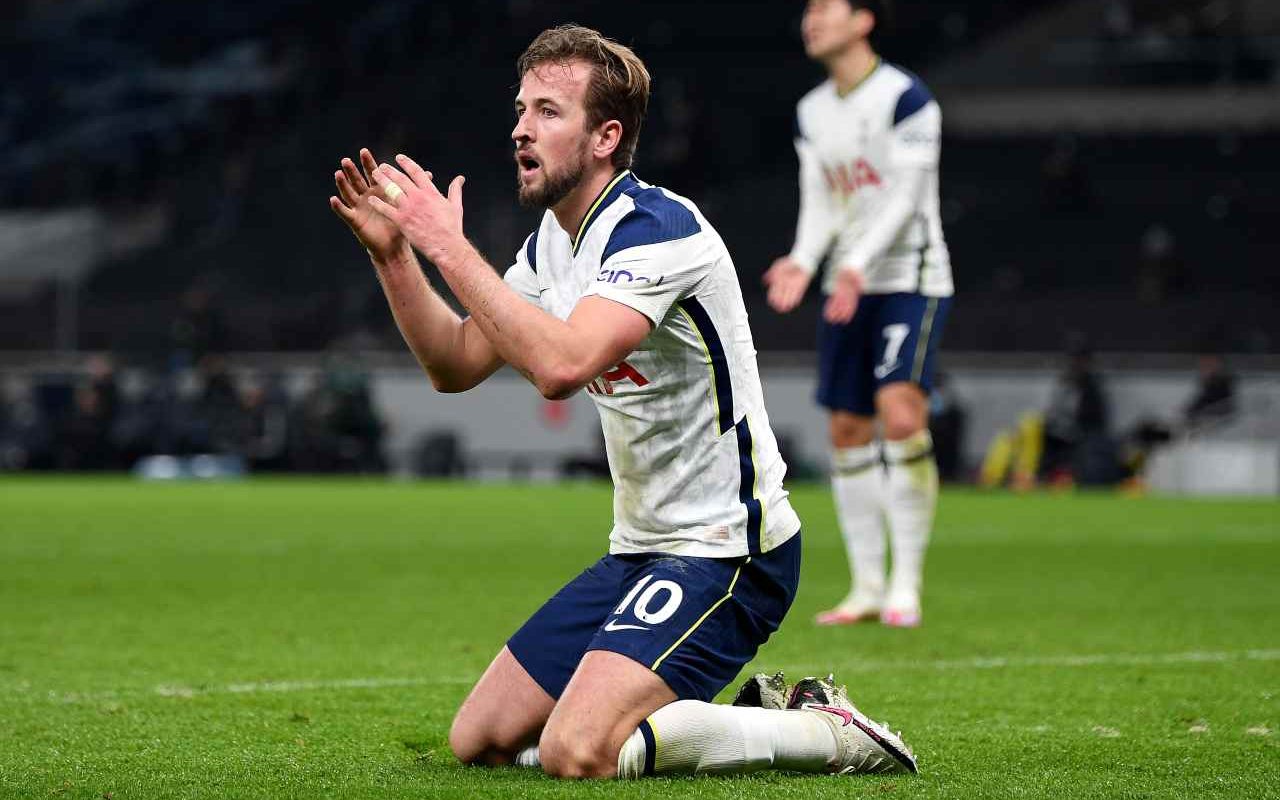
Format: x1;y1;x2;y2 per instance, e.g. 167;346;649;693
613;575;684;625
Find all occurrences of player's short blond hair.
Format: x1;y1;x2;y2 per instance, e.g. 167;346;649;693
517;25;651;170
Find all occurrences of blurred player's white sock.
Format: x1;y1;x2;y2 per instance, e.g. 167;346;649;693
883;430;938;611
831;444;887;606
616;700;835;777
514;746;540;768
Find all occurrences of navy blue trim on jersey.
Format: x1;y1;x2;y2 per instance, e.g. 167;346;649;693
793;110;807;142
891;67;934;126
523;230;539;273
677;298;733;435
573;171;636;256
600;182;702;264
638;719;657;775
734;418;764;557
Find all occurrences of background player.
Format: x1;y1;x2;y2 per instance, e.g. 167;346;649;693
329;25;915;779
764;0;954;627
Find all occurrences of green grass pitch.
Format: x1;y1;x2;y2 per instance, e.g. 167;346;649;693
1;477;1276;799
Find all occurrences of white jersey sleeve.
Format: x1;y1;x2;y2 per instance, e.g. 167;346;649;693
788;116;838;274
582;193;714;326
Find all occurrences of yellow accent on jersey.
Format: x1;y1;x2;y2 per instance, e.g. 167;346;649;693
650;560;748;671
572;170;630;255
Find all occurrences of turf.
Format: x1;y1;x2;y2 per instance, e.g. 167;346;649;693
0;477;1276;799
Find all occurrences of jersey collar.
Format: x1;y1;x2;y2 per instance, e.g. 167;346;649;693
834;56;881;99
572;169;633;256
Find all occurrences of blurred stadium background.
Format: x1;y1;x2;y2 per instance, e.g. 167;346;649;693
1;0;1278;493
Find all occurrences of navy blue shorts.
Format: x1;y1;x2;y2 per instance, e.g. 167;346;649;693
817;293;952;416
507;533;801;703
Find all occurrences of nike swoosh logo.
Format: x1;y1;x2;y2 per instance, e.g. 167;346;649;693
810;705;854;726
874;360;900;379
603;620;649;632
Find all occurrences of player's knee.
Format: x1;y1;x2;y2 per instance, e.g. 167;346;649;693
538;728;616;779
449;715;521;767
830;415;874;448
882;412;925;442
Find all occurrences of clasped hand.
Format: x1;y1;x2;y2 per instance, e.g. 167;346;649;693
367;154;469;268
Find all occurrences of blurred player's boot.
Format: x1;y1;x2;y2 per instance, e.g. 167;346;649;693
815;592;882;626
787;676;918;775
732;671;789;710
879;607;921;628
826;443;887;624
883;430;937;629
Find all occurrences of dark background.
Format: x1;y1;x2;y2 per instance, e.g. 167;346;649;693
2;0;1277;357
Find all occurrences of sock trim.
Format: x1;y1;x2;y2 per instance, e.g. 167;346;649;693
638;719;657;776
832;458;881;476
890;446;934;466
650;560;747;671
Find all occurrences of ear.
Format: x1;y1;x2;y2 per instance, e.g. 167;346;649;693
594;120;624;162
852;7;876;38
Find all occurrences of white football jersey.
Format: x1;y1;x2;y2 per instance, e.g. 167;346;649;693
504;171;801;558
790;61;954;298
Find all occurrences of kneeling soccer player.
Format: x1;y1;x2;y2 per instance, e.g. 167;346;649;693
328;24;916;779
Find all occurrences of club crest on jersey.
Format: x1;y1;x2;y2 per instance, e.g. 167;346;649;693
586;360;650;396
824;158;882;198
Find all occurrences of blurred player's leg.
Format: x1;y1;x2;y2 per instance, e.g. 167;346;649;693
820;411;887;624
878;384;938;627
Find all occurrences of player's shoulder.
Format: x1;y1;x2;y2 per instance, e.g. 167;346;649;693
795;79;836;115
600;175;704;264
879;62;937;124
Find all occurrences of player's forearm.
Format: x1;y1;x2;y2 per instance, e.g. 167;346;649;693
790;154;836;272
837;169;927;272
790;203;835;274
372;246;493;392
433;242;601;399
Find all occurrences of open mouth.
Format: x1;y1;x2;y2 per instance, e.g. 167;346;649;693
516;153;541;179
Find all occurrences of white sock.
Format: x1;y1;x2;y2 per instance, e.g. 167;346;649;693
514;746;540;768
831;444;887;605
616;700;835;778
883;430;938;609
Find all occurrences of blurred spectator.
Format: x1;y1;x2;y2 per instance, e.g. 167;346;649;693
170;279;229;368
1183;353;1236;427
195;356;249;455
290;365;385;473
980;340;1119;490
1041;341;1115;484
243;374;292;472
86;355;121;424
57;382;117;470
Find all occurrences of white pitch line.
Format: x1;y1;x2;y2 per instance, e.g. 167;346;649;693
154;675;474;698
3;649;1277;703
787;648;1280;675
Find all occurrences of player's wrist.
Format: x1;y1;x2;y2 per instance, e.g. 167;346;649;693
370;241;417;273
422;233;477;274
787;252;818;274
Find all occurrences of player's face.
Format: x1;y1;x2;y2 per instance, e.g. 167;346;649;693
512;60;595;209
802;0;866;60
